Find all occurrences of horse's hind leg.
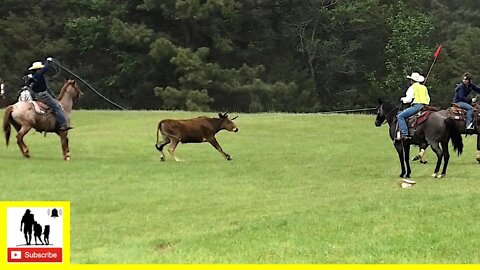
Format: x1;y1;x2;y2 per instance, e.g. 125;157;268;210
155;134;170;161
430;143;444;178
440;141;450;177
16;126;32;158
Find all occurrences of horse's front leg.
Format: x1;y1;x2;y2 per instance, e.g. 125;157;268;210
59;132;70;161
476;134;480;163
404;143;412;178
394;142;406;177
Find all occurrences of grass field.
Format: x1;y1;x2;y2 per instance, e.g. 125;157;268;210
1;110;480;264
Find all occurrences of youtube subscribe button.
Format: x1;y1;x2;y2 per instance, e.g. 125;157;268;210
8;248;62;263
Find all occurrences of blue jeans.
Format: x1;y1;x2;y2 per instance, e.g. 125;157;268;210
397;103;424;136
456;101;473;127
36;91;68;128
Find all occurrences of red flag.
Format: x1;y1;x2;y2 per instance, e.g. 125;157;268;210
434;45;442;59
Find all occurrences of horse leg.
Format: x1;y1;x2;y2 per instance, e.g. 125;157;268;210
208;137;231;160
16;126;32;158
476;135;480;163
430;143;443;178
59;133;70;161
155;135;170;162
404;143;412;178
167;139;181;162
440;140;450;177
395;141;406;177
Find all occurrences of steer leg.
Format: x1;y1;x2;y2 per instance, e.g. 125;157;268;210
155;135;170;161
167;139;181;162
208;137;231;160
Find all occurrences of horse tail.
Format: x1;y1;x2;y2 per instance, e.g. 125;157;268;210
445;117;463;155
3;105;13;146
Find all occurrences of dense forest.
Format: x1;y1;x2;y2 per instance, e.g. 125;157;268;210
1;0;479;112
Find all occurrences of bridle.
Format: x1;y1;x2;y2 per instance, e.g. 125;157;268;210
378;104;399;125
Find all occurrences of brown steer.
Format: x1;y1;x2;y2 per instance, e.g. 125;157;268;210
155;113;238;161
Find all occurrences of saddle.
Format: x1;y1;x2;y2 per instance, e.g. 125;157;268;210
406;111;431;135
448;103;480;125
399;105;437;136
28;100;51;115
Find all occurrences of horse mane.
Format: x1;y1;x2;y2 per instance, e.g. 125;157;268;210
57;80;70;101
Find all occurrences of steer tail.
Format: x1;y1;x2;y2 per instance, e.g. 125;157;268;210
156;120;164;144
445;118;463;156
3;105;13;146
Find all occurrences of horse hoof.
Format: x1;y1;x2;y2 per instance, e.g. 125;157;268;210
65;157;71;161
420;160;428;164
412;155;420;161
160;157;165;162
226;155;232;161
431;173;439;178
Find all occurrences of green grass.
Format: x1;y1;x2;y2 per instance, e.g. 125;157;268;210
1;110;480;263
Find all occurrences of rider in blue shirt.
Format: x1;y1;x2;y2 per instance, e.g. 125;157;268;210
453;73;480;130
27;58;72;131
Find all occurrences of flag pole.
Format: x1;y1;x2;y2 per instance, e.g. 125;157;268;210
424;44;442;84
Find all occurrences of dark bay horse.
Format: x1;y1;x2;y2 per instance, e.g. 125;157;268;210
3;80;82;160
375;99;463;178
414;103;480;163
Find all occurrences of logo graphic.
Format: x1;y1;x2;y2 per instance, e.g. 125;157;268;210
10;251;21;260
7;207;64;263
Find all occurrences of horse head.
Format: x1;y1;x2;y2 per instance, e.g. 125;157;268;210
375;99;398;127
58;79;83;102
375;99;386;127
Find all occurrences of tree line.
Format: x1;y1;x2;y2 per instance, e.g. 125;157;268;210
0;0;478;112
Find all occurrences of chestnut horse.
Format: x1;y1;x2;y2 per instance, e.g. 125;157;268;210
3;79;82;160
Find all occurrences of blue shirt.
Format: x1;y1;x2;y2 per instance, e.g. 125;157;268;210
454;82;480;103
27;61;50;93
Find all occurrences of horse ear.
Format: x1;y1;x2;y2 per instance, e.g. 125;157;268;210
218;113;223;118
378;98;383;105
231;116;238;120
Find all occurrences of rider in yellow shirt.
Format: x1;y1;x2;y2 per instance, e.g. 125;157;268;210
397;72;430;140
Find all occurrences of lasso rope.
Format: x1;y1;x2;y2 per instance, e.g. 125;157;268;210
51;58;127;110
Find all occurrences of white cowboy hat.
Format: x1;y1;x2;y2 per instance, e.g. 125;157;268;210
28;61;44;70
406;72;425;83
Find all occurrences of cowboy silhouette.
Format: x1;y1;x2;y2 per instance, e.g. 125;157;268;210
20;209;34;245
